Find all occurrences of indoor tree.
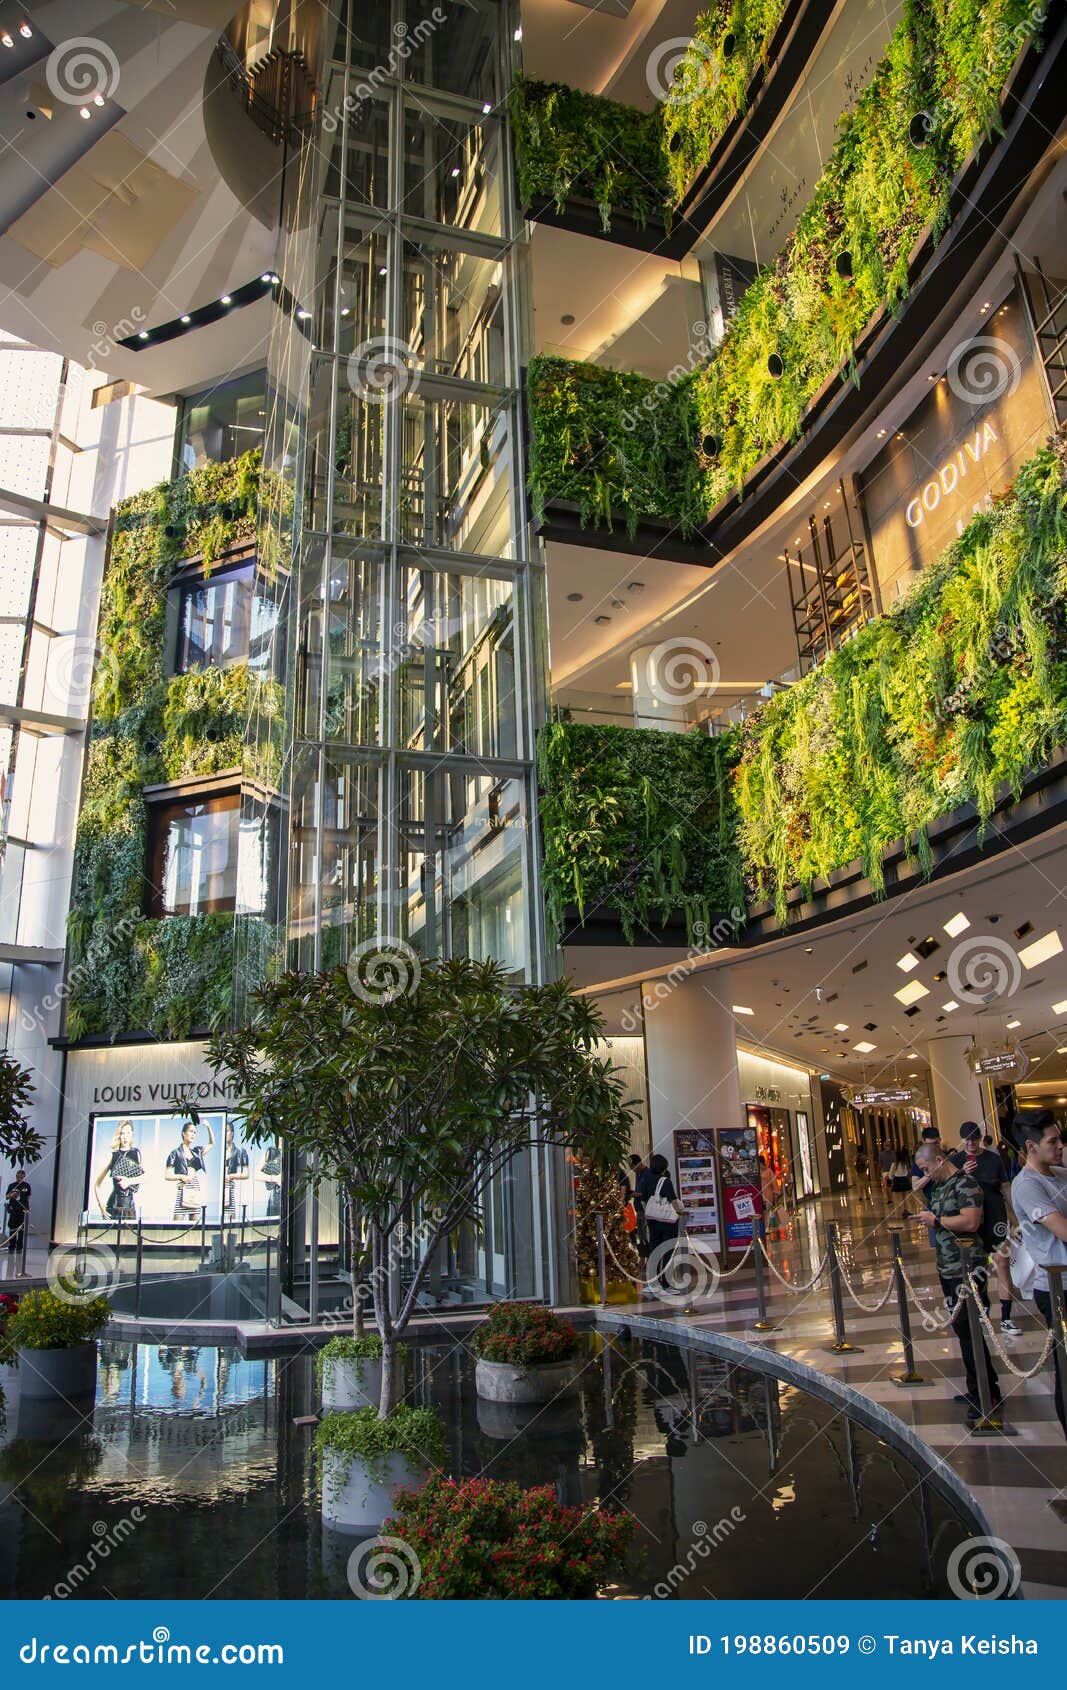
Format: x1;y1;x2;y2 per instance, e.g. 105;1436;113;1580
0;1052;44;1173
208;955;636;1418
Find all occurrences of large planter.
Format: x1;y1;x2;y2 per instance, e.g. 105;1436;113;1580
476;1391;582;1443
320;1447;428;1534
17;1341;98;1402
474;1356;580;1406
322;1355;382;1413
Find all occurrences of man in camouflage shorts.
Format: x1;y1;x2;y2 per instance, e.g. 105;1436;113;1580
914;1144;1002;1421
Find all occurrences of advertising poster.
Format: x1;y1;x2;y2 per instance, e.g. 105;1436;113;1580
226;1119;283;1222
87;1112;227;1226
672;1127;721;1254
716;1124;763;1251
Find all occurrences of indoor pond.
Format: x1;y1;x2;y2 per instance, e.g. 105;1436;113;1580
0;1336;979;1600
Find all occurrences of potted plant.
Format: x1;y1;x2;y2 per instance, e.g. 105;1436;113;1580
472;1302;581;1405
317;1334;406;1412
2;1290;110;1400
209;955;634;1529
383;1475;635;1598
316;1405;446;1533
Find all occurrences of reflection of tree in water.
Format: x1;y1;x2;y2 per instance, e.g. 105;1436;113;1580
0;1433;104;1523
580;1337;637;1512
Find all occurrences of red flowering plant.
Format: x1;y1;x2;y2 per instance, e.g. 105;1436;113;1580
471;1301;580;1369
385;1475;634;1598
0;1293;18;1335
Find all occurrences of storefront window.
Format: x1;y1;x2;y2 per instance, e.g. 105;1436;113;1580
148;791;241;917
177;368;267;470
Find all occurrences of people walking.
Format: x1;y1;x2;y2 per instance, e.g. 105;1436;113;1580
1010;1109;1067;1438
913;1143;1001;1422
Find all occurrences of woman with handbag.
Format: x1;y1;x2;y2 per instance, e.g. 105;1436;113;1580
642;1153;685;1295
165;1119;215;1220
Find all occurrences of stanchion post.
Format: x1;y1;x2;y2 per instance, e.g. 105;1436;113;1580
890;1229;930;1386
594;1213;608;1307
18;1217;28;1277
825;1221;863;1354
1045;1264;1067;1435
751;1216;777;1332
134;1218;144;1319
960;1246;1003;1435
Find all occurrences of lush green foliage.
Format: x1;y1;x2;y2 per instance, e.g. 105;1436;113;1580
316;1332;407;1382
315;1405;447;1480
526;0;1045;531
472;1301;580;1367
209;957;637;1413
509;76;668;231
2;1290;110;1355
510;3;788;229
386;1475;635;1598
537;719;744;942
735;438;1067;917
0;1053;43;1169
68;453;264;1041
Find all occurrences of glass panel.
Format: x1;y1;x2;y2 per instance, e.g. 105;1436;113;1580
398;564;516;758
400;765;527;973
151;795;240;916
336;89;391;209
326;545;385;747
405;0;499;106
178;368;267;469
331;219;388;360
397;389;508;550
402;238;506;384
176;563;255;671
402;99;502;236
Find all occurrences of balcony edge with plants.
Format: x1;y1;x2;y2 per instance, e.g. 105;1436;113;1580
538;434;1067;940
525;0;1053;542
65;450;283;1044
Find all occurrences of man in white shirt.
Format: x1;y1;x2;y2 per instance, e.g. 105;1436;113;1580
1011;1110;1067;1438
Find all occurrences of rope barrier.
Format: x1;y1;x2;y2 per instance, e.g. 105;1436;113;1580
899;1265;958;1330
837;1256;897;1313
967;1275;1058;1378
757;1237;828;1294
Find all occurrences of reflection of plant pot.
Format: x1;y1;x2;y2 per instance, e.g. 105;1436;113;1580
320;1448;428;1533
476;1391;582;1442
322;1356;382;1413
475;1357;580;1405
17;1342;97;1401
578;1275;635;1307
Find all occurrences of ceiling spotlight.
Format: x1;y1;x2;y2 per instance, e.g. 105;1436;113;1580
138;330;149;340
261;272;273;283
341;307;351;316
1;34;13;49
378;266;387;276
450;166;461;178
180;314;191;324
79;106;91;119
876;428;886;437
93;94;105;107
627;581;644;592
220;294;232;305
297;308;311;319
566;592;583;602
482;101;492;114
20;22;32;37
594;614;611;625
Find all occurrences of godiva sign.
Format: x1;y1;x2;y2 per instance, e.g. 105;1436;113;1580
904;420;999;530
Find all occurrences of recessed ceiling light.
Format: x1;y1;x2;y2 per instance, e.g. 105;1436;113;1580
594;614;611;624
943;912;970;937
378;266;387;276
896;952;920;972
450;166;461;178
877;428;886;438
220;294;232;305
627;581;644;592
853;1040;876;1054
482;102;492;114
895;980;929;1006
560;314;575;326
2;33;15;48
180;314;191;324
79;106;91;119
942;1000;959;1012
566;592;583;602
19;24;31;38
138;330;149;340
1054;1000;1067;1016
834;1022;848;1032
1007;1019;1021;1030
909;1071;918;1077
261;272;273;283
732;1005;754;1016
1057;1047;1067;1054
1019;930;1063;969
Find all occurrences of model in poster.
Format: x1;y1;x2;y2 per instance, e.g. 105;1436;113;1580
260;1144;281;1218
222;1120;250;1218
93;1119;144;1221
164;1119;215;1219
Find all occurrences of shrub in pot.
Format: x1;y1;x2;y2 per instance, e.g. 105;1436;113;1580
2;1290;110;1401
317;1334;406;1412
385;1475;634;1598
472;1302;582;1405
316;1404;446;1533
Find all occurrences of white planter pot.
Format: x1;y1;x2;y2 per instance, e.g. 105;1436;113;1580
17;1341;98;1402
474;1356;580;1406
320;1447;427;1533
322;1355;382;1413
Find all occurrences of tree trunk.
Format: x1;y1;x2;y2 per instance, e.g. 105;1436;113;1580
369;1224;399;1417
347;1194;365;1337
378;1336;398;1418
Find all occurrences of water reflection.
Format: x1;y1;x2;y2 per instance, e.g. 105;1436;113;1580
0;1336;976;1599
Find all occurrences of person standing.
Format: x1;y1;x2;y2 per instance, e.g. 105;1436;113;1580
4;1169;30;1259
1010;1109;1067;1438
641;1153;683;1296
913;1144;1001;1421
628;1152;650;1254
950;1121;1018;1335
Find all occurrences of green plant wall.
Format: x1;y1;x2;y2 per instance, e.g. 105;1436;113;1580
526;0;1046;533
539;438;1067;938
67;452;264;1043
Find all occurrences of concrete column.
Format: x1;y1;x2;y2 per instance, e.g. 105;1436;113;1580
629;643;693;732
926;1035;987;1139
641;966;743;1158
